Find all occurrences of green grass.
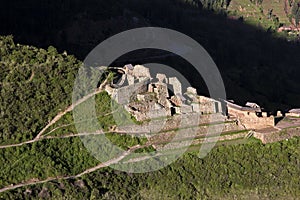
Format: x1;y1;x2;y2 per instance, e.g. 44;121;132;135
41;91;148;150
228;0;282;29
262;0;290;25
0;137;99;188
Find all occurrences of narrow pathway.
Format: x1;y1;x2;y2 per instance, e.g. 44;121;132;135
0;77;110;149
0;144;144;193
34;77;109;139
0;130;129;149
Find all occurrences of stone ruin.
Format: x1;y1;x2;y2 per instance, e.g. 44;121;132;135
286;109;300;117
102;64;300;145
105;64;281;131
105;64;222;121
224;100;276;129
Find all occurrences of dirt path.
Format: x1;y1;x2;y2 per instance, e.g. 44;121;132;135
2;131;249;193
41;109;119;137
0;144;144;193
0;129;130;149
0;76;110;149
0;143;160;193
73;144;142;177
0;139;38;149
34;77;109;140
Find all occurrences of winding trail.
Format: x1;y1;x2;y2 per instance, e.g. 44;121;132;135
0;130;130;149
0;144;144;193
41;109;120;138
34;77;109;140
0;73;150;192
0;77;110;149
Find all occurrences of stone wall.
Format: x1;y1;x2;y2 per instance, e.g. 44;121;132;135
112;78;150;104
148;108;169;119
168;77;182;95
128;64;151;78
254;127;300;144
153;83;170;109
198;96;222;114
286;113;300;117
151;121;245;150
253;131;265;142
126;104;170;121
228;107;275;129
117;112;229;135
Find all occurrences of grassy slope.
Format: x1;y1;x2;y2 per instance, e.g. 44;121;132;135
228;0;291;28
1;137;300;199
262;0;290;25
1;2;300;197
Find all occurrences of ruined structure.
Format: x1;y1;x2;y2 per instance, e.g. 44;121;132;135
286;109;300;117
105;64;223;122
100;64;300;146
225;100;275;129
104;64;296;145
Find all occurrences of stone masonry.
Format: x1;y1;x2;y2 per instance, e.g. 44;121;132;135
105;64;279;132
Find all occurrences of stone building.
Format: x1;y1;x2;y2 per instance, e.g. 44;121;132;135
105;64;225;121
286;109;300;117
198;95;222;114
225;100;275;129
104;64;281;132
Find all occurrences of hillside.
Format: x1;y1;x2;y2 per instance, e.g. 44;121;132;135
228;0;291;28
1;0;300;198
1;0;300;112
0;36;299;199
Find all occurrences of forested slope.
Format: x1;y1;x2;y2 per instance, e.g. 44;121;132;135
2;0;300;111
0;35;299;199
0;36;81;144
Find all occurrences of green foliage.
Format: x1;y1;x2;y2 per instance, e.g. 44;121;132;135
105;133;147;150
0;137;99;188
1;4;300;198
42;90;147;149
0;36;81;144
199;0;232;10
1;137;300;199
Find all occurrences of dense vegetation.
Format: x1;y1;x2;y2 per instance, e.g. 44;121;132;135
2;0;300;111
0;36;81;144
0;35;299;199
0;137;299;199
1;1;300;198
42;90;148;149
0;137;99;188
